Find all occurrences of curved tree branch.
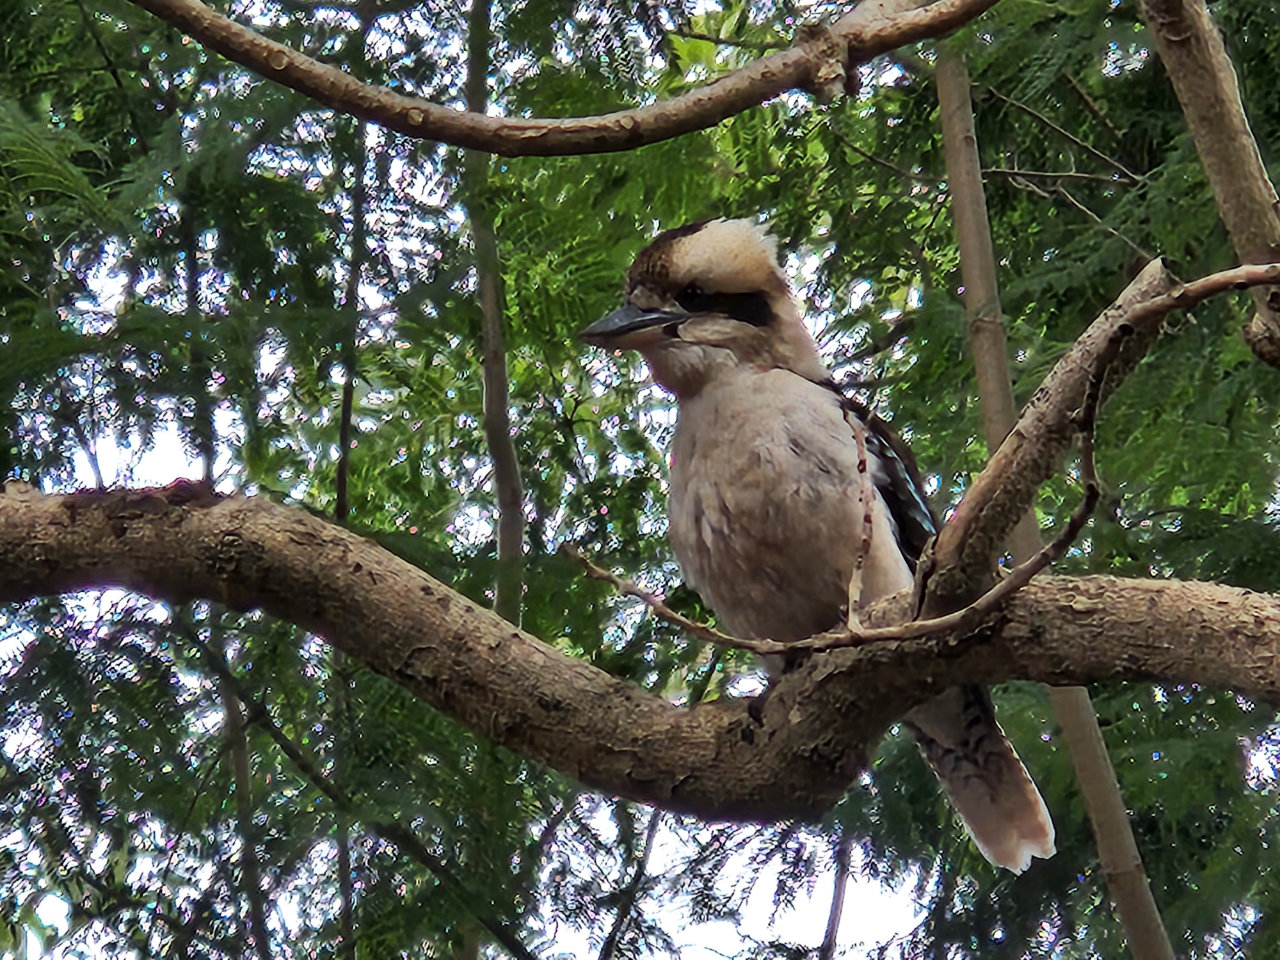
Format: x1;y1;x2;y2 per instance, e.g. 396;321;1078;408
1136;0;1280;368
928;260;1267;598
121;0;1001;156
4;261;1279;822
2;482;1279;822
910;257;1278;606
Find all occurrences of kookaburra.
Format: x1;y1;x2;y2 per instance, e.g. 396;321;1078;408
581;218;1055;873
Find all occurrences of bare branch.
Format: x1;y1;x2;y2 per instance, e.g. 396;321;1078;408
562;544;739;648
121;0;1001;157
830;126;942;183
932;260;1167;591
4;481;1280;818
598;810;663;960
934;261;1280;595
1053;184;1155;262
1061;71;1124;143
842;315;917;361
1137;0;1280;367
983;167;1129;184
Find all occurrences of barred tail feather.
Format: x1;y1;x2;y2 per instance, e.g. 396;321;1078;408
906;685;1056;874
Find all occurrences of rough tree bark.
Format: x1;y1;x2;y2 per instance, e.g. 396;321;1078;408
1136;0;1280;367
928;257;1174;598
4;484;1280;818
936;46;1175;960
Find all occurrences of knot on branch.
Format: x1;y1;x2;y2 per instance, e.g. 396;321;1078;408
1243;310;1280;371
796;24;848;103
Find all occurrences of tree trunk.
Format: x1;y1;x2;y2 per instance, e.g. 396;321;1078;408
331;18;371;952
465;0;525;627
936;44;1174;960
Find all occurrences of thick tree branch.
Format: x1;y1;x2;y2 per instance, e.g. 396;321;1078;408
933;260;1163;595
3;482;1280;821
121;0;1000;157
1136;0;1280;367
930;260;1280;601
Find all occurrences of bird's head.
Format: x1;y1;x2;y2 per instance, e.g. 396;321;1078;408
580;218;828;397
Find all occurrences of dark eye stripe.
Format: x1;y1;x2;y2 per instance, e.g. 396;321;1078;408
674;286;774;327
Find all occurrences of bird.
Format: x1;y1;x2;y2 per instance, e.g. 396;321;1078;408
580;217;1055;873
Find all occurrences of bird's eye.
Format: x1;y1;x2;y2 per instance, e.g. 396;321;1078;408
676;283;710;311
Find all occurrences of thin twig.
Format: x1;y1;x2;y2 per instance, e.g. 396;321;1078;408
62;391;107;491
1054;184;1155;261
1008;173;1153;261
842;315;917;361
831;127;943;183
1062;71;1124;142
566;347;1102;656
598;810;663;960
563;545;739;648
834;375;907;392
984;167;1127;184
667;28;786;51
188;635;543;960
985;86;1140;183
73;0;150;152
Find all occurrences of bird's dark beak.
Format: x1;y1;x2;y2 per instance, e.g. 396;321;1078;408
579;304;686;347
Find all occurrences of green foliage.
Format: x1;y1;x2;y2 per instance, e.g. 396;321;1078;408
3;0;1280;956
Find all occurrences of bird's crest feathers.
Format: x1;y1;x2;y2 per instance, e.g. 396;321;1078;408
626;218;787;300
